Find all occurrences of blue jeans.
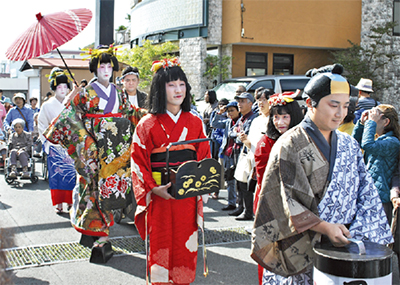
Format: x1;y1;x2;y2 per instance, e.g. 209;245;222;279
224;154;237;206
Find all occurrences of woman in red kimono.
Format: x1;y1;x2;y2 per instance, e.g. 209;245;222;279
131;58;210;284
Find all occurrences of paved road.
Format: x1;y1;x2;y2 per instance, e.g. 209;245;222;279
0;159;399;284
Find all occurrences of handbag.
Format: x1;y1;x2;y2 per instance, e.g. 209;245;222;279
234;146;252;183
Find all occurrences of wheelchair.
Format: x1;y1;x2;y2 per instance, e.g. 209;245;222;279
4;143;39;185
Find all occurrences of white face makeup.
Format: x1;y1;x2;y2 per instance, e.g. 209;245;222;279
97;63;113;85
165;79;186;113
55;83;68;100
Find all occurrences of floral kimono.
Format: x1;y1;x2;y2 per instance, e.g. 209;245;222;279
44;82;145;236
251;117;393;284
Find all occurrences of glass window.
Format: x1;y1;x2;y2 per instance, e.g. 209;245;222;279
246;53;267;76
394;1;400;36
273;54;294;75
249;80;275;92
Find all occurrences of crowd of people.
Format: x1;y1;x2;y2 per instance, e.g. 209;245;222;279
1;47;400;284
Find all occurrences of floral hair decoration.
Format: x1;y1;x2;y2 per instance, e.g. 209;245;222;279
151;57;181;73
268;90;300;106
46;70;73;83
80;44;120;68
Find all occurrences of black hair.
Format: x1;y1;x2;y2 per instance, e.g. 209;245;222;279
256;88;274;100
122;66;139;77
80;79;88;87
219;98;229;105
0;89;3;93
147;66;192;114
342;95;358;124
46;91;52;97
49;68;71;91
89;51;119;75
29;97;38;102
206;90;217;104
267;100;304;140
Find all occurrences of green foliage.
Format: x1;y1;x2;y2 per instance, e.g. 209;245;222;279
203;54;232;85
117;40;179;89
116;25;127;32
331;22;398;97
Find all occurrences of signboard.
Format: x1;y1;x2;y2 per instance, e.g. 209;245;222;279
130;0;206;41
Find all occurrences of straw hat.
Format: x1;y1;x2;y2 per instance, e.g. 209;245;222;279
355;78;373;93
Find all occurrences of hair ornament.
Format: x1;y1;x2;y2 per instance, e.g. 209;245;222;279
81;44;120;68
268;90;300;107
151;57;181;73
45;70;73;83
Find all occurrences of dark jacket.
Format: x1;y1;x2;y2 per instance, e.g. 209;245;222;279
125;90;147;109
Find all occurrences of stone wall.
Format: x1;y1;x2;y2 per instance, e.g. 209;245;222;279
207;0;223;45
179;37;208;99
362;0;400;112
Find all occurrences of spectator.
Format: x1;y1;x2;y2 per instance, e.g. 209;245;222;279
338;86;359;135
352;104;400;222
43;91;53;102
229;92;258;220
391;162;400;271
4;93;34;133
251;65;393;283
29;96;40;114
0;128;6;167
0;100;6;131
3;97;12;113
120;66;147;108
211;101;241;210
353;78;379;123
202;90;219;137
238;88;274;209
32;113;42;157
235;85;246;96
209;98;229;199
8;118;32;178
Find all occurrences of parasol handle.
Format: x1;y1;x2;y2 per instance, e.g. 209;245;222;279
56;48;78;87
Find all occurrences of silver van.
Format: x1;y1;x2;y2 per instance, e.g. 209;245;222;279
196;75;310;112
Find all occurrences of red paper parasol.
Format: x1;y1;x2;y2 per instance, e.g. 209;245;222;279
5;8;92;85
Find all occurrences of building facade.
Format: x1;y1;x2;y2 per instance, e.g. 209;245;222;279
129;0;361;99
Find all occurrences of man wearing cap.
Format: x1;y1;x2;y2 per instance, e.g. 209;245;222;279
4;93;34;133
353;78;380;124
120;66;147;108
229;92;258;220
251;65;393;283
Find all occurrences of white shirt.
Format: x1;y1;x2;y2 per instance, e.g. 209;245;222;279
128;94;139;107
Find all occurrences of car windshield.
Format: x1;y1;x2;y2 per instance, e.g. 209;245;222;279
212;81;252;101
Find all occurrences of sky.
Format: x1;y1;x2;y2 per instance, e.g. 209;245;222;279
0;0;131;62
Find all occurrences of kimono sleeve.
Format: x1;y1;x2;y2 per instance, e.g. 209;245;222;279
251;130;327;277
43;91;98;180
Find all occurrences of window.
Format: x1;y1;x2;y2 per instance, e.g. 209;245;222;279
273;54;294;75
394;0;400;36
249;80;275;92
246;53;267;76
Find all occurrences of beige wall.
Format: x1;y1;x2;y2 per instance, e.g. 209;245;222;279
231;45;333;77
222;0;361;49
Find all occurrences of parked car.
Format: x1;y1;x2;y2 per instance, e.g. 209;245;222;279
196;75;310;113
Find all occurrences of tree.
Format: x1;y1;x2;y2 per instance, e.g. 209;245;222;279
331;21;398;98
117;40;179;89
203;54;232;88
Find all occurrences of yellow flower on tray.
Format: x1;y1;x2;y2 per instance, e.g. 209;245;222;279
210;167;216;174
200;175;206;181
195;181;202;188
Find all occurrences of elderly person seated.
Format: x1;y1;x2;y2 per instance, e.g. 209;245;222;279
9;118;33;178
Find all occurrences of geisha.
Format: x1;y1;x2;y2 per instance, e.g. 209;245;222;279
44;45;145;263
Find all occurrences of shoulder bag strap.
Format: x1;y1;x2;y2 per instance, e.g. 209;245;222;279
16;108;29;130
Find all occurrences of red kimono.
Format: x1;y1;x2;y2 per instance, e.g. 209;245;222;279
131;111;210;284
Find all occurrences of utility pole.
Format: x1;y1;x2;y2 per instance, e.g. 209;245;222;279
95;0;114;47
